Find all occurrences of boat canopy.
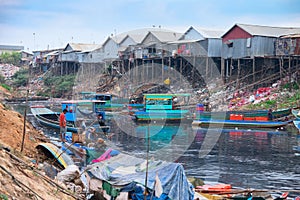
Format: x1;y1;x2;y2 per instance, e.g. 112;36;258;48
143;93;191;110
61;100;106;121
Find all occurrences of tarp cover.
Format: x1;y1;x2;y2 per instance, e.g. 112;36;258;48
86;150;194;200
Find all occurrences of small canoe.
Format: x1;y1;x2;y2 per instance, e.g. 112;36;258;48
36;142;74;169
192;119;291;129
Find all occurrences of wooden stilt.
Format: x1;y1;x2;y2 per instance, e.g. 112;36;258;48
253;57;255;83
221;58;225;83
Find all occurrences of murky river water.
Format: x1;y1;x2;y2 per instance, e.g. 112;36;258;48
13;103;300;191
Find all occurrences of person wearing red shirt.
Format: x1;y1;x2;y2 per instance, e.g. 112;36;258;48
59;109;68;142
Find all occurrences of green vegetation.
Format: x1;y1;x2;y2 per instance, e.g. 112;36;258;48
244;90;300;110
0;84;11;91
0;194;8;200
0;52;21;66
43;74;76;98
11;68;29;87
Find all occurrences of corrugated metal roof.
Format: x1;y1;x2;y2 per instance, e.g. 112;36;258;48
188;26;224;38
67;43;100;51
118;46;129;52
235;23;300;37
111;28;182;44
43;50;59;57
0;45;24;51
167;39;200;44
150;31;182;42
280;34;300;38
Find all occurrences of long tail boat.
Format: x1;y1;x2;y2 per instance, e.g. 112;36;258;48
196;107;291;120
192;118;291;129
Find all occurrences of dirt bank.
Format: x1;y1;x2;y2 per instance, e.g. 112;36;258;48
0;86;77;199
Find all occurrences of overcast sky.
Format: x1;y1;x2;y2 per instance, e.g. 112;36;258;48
1;0;300;52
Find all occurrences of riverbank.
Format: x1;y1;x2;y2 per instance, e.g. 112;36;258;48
0;95;79;199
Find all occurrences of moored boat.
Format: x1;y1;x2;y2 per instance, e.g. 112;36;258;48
292;109;300;119
293;120;300;131
192;118;291;129
30;105;78;133
133;93;192;122
196;107;291;120
31;99;110;133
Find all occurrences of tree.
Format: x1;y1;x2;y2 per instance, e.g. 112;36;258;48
0;52;21;66
11;68;28;87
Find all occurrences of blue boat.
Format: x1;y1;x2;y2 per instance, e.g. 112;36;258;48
192;118;291;129
133;93;192;122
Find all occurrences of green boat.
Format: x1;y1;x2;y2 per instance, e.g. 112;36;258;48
78;92;124;111
134;93;192;122
93;93;124;111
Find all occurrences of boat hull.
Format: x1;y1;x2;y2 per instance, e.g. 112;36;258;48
134;110;191;122
31;106;78;133
197;108;291;120
292;109;300;119
192;119;291;129
293;120;300;130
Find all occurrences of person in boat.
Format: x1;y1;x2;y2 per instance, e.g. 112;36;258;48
97;113;113;139
268;108;273;121
59;109;68;142
97;113;106;126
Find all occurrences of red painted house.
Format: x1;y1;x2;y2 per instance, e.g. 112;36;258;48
221;23;300;59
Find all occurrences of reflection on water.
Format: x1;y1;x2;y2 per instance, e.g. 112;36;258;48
110;122;300;190
9;103;300;190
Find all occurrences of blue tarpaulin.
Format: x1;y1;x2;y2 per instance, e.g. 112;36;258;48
85;151;194;200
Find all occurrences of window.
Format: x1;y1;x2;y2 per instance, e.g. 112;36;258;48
246;38;251;48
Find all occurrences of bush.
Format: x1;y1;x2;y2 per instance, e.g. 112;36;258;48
11;68;28;87
0;84;11;91
0;52;21;66
43;74;75;98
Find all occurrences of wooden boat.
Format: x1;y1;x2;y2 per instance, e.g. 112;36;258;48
60;99;108;119
196;107;291;120
31;100;110;133
292;109;300;119
133;93;192;122
30;105;79;133
293;120;300;130
77;92;124;111
5;96;49;102
36;142;74;169
93;93;124;111
127;103;144;115
192;118;291;129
